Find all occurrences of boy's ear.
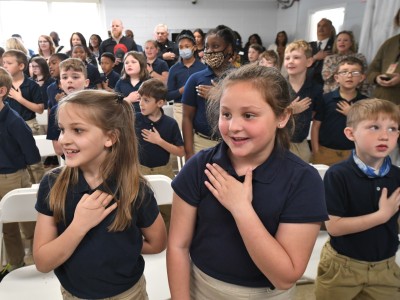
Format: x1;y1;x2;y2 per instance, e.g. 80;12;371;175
334;73;340;83
306;57;313;68
84;79;90;88
0;86;8;98
157;99;165;108
18;63;26;71
344;126;355;141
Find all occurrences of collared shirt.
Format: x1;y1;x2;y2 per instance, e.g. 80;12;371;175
172;142;328;287
0;103;41;173
314;88;367;150
181;66;217;136
5;74;43;121
46;79;63;109
325;156;400;261
101;70;120;89
167;59;206;103
86;63;102;89
135;112;183;168
35;169;159;299
149;58;169;75
115;78;143;112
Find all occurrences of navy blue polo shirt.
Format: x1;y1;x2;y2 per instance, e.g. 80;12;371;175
5;74;44;121
325;157;400;262
35;169;159;299
314;89;367;150
38;77;55;109
99;36;138;74
135;112;183;168
0;103;41;174
150;58;169;75
172;142;328;287
46;104;60;141
115;78;143;112
100;70;120;89
46;79;63;109
289;74;323;143
181;66;217;136
167;59;206;103
86;63;102;89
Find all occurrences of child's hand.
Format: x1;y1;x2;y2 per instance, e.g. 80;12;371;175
125;91;140;103
142;127;162;145
290;96;311;114
72;190;117;233
336;100;351;116
196;85;212;99
378;187;400;223
55;92;66;102
204;163;253;216
8;88;23;102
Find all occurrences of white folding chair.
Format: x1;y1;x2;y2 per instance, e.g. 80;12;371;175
143;175;172;299
310;164;329;179
35;110;48;126
33;135;64;166
162;104;174;119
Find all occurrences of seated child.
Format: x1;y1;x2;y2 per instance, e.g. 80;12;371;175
0;67;41;280
311;57;368;166
315;98;400;300
136;78;184;230
258;50;280;69
100;52;120;91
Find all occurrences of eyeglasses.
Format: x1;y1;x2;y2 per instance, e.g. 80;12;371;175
31;65;40;69
337;71;362;77
38;40;49;44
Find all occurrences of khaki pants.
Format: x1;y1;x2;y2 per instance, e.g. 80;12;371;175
289;139;311;163
61;275;148;300
315;241;400;300
25;118;45;183
140;163;173;232
194;133;219;154
173;102;183;131
190;264;295;299
0;169;35;266
312;145;351;166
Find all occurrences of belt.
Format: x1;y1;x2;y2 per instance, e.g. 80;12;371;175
194;131;221;142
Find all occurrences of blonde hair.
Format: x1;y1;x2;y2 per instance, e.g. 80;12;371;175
259;50;279;67
0;67;12;97
50;90;145;231
5;37;28;56
285;40;313;58
347;98;400;128
3;49;28;69
59;58;88;79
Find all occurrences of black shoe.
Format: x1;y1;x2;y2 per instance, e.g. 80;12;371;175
0;264;11;282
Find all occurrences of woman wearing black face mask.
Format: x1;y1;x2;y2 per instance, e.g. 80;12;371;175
181;25;236;161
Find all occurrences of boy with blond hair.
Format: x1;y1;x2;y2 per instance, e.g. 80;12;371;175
312;57;368;165
284;40;323;162
315;98;400;300
0;67;41;280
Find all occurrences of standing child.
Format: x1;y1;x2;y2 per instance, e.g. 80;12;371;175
168;65;328;299
136;78;184;231
2;49;45;183
71;45;102;90
47;53;69;109
284;40;323;162
30;56;55;109
100;52;120;91
34;90;167;299
0;67;41;280
47;58;89;157
311;57;368;166
115;51;150;112
315;99;400;300
258;50;280;69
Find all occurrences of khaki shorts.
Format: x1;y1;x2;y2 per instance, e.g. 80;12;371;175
61;275;148;300
312;145;351;166
289;140;311;163
190;263;295;299
315;241;400;300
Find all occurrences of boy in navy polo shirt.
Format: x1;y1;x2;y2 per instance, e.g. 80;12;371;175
2;49;45;183
0;67;41;280
136;78;184;231
100;52;120;91
312;57;368;166
315;99;400;300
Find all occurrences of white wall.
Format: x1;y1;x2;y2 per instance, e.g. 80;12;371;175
100;0;280;48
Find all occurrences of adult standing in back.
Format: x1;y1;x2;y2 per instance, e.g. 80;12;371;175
154;24;179;68
309;18;335;85
99;19;138;74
